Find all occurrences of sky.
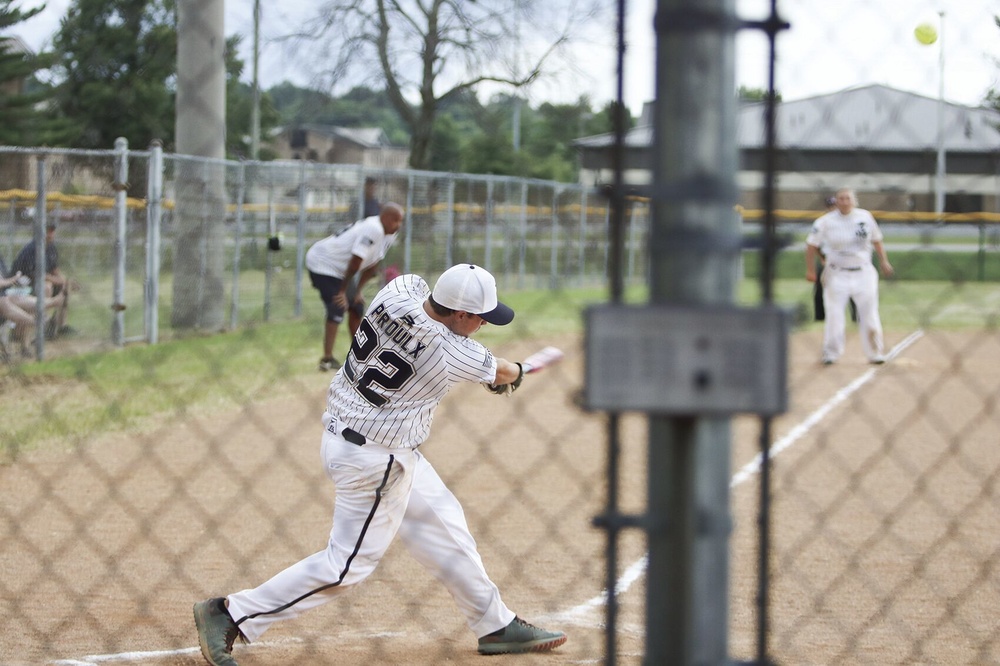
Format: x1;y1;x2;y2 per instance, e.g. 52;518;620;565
11;0;1000;117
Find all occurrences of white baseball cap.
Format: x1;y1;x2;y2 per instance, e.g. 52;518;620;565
432;264;515;326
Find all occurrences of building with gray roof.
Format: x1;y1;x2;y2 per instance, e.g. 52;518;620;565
574;84;1000;214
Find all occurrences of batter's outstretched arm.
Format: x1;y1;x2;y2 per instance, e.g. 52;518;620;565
493;358;523;386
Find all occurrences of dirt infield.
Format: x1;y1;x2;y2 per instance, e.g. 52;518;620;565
1;329;998;665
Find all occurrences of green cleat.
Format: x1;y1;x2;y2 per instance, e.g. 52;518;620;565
193;597;244;666
477;616;567;655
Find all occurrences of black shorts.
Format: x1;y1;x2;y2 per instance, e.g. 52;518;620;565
309;271;363;323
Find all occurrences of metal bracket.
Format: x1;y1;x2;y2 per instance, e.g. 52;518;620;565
584;304;789;416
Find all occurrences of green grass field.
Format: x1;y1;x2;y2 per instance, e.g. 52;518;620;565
2;274;997;458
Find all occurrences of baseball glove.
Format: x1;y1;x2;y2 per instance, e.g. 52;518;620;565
483;363;524;396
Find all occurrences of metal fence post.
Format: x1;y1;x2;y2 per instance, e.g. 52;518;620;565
111;138;129;346
32;154;47;360
485;179;494;272
519;180;528;288
551;185;560;288
404;173;414;273
579;186;588;286
627;200;638;286
603;204;610;280
978;223;986;281
445;177;456;267
644;0;739;664
264;182;274;322
231;161;246;330
146;141;163;345
296;160;307;317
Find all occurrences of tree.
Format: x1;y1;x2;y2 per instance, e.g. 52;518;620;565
461;113;526;177
985;17;1000;114
523;97;615;181
289;0;602;170
456;93;623;182
49;1;275;157
51;0;177;149
0;1;65;145
738;85;781;103
267;81;409;146
225;35;280;159
428;113;461;173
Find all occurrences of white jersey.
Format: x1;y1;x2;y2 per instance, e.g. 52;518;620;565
305;216;397;278
325;274;498;449
806;208;883;270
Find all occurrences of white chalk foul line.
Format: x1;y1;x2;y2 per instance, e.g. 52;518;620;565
551;329;925;625
50;638;306;665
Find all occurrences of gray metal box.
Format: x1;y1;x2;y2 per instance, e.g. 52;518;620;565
584;304;789;415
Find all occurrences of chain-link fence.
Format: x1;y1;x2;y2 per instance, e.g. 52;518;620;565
2;1;1000;664
0;145;628;361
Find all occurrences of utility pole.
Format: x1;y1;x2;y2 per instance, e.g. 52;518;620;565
251;0;261;160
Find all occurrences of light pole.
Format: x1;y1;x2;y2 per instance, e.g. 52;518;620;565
251;0;261;161
934;11;945;219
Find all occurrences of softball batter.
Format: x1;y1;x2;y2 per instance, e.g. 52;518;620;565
194;264;567;665
805;187;894;365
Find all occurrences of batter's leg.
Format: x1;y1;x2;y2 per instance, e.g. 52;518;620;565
851;266;885;362
226;436;415;642
397;453;516;639
820;270;849;363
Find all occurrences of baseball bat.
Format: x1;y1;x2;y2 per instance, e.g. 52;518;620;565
521;346;564;374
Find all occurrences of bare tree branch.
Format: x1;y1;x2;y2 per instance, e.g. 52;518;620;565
284;0;606;169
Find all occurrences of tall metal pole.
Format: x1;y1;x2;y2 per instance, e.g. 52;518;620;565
174;0;227;330
646;0;738;664
934;10;946;219
111;137;129;347
251;0;262;160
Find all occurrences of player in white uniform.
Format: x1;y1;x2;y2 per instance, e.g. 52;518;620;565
805;188;894;365
306;202;403;371
194;264;567;665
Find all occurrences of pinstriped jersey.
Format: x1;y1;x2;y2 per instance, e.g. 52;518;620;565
325;274;498;449
305;216;397;278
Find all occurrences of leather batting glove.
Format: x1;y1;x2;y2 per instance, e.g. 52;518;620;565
483;363;524;396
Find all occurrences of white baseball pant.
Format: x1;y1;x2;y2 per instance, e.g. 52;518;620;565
225;430;514;642
820;264;884;362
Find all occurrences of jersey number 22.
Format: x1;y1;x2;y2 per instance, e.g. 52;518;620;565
346;318;416;407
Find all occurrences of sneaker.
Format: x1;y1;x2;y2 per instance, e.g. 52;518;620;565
193;597;243;666
870;356;886;365
477;616;567;655
821;357;835;366
318;356;342;371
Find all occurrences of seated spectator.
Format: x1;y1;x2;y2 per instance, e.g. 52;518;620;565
0;272;38;359
11;223;77;338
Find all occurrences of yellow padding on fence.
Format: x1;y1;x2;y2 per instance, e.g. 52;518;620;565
0;190;146;210
3;189;1000;224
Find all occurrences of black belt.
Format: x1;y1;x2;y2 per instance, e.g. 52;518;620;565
341;427;366;446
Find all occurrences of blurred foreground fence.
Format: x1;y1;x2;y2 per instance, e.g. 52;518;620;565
4;0;1000;662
